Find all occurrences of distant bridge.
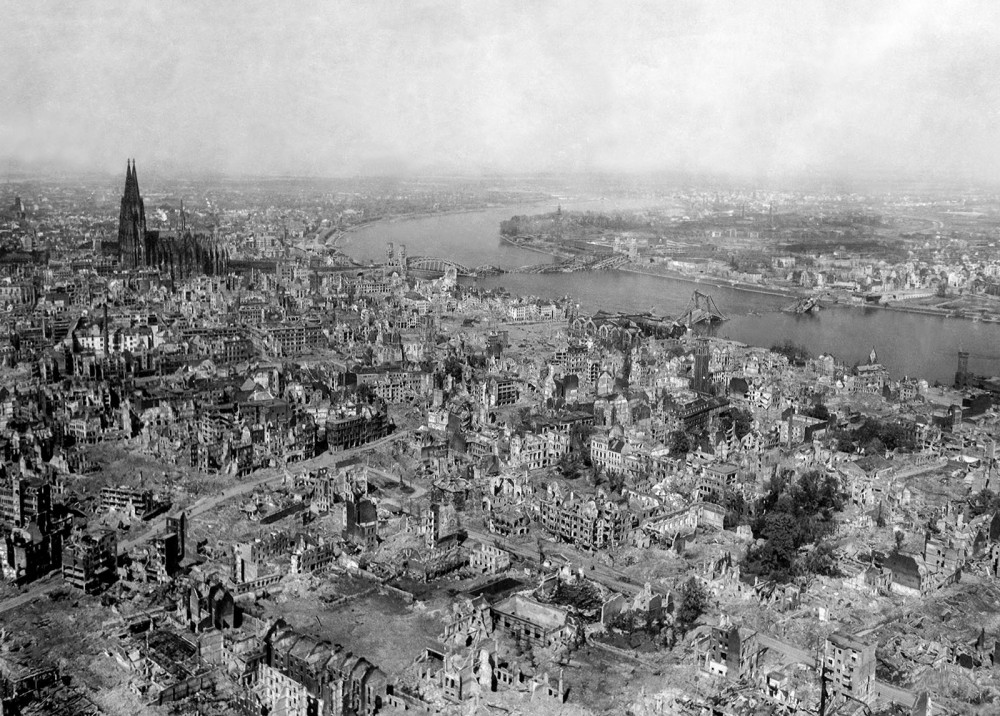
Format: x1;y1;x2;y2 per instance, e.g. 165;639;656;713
679;290;726;325
406;256;473;277
514;253;631;274
403;253;628;278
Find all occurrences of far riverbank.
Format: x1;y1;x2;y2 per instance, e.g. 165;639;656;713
342;199;1000;383
341;199;552;237
617;264;801;301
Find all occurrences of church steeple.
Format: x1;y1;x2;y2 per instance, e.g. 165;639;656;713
118;157;147;269
123;159;143;200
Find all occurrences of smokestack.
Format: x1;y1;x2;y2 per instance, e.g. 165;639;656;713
103;303;109;355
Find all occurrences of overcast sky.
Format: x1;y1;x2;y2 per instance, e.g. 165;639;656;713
2;1;999;182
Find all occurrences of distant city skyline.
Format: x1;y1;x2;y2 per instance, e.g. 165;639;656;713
3;1;1000;184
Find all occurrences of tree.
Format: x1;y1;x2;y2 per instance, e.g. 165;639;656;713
443;355;464;382
748;512;799;579
591;465;607;489
675;577;709;634
743;469;845;582
720;408;753;439
968;488;1000;518
863;437;886;456
770;340;810;366
806;403;830;422
608;471;626;495
557;451;583;480
609;609;638;634
802;541;840;577
668;430;691;457
569;423;594;460
722;489;748;530
831;430;856;454
355;383;375;402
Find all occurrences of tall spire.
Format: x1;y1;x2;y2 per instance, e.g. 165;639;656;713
118;157;147;269
125;159;140;199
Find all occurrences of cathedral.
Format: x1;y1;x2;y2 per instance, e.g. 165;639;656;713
117;159;228;279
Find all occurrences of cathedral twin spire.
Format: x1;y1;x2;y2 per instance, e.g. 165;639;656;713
124;158;141;199
118;158;146;269
116;157;227;277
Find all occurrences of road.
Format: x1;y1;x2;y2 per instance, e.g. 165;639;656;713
0;432;404;615
874;681;916;708
119;467;286;552
121;431;403;552
756;633;915;708
0;579;62;615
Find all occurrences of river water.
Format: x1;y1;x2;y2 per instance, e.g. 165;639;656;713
342;201;1000;385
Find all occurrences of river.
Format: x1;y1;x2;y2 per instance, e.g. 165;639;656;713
341;200;1000;385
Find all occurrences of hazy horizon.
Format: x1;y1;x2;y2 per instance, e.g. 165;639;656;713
4;1;1000;185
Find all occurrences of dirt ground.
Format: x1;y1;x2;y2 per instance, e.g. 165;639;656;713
261;587;444;675
0;588;163;716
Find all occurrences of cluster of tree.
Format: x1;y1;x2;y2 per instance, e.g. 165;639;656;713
441;352;491;382
817;212;884;228
770;339;812;366
668;430;691;457
556;451;586;480
500;211;654;237
726;251;770;273
603;609;675;651
829;417;916;455
675;577;709;634
722;489;749;530
499;216;531;237
743;469;845;582
602;577;708;651
556;424;596;481
545;578;604;612
719;407;753;439
352;383;383;405
968;488;1000;519
805;403;831;422
591;465;626;495
572;212;655;231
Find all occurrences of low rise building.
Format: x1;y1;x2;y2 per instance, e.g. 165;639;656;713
822;632;876;707
491;594;576;648
62;530;117;594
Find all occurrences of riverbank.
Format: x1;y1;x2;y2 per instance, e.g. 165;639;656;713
617;264;802;301
836;299;1000;324
621;264;1000;325
498;233;803;300
341;199;553;238
498;234;573;261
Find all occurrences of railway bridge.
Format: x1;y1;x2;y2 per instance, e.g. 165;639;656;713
406;256;473;277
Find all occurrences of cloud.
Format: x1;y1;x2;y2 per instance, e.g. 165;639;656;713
2;0;999;183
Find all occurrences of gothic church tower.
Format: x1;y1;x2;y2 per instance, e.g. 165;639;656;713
117;159;147;269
